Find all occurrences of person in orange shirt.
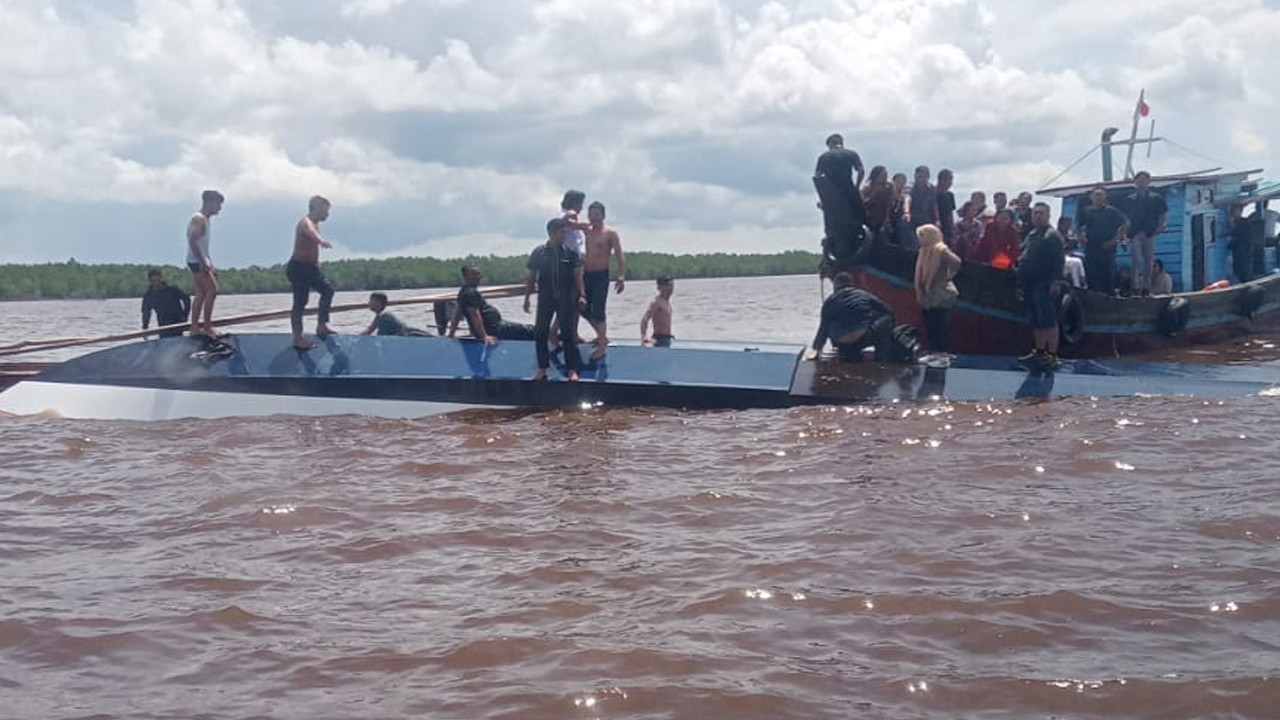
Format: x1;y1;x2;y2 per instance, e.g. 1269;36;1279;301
969;209;1021;268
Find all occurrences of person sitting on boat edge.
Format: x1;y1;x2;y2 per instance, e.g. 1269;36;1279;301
524;217;585;381
361;292;430;337
1017;202;1066;369
142;268;191;339
448;264;535;343
1150;258;1173;295
641;276;675;347
809;272;896;363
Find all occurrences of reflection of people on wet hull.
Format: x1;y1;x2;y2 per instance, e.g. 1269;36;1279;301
811;272;899;363
814;133;868;268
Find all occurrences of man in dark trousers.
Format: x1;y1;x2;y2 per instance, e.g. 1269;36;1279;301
523;218;586;380
814;133;867;264
449;264;535;342
1076;186;1128;295
810;272;895;362
141;268;190;338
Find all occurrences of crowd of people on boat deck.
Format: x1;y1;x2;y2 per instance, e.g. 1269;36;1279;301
814;133;1190;297
811;133;1200;369
141;189;674;381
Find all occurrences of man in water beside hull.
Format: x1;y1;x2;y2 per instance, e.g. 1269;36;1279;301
814;133;867;268
809;272;896;363
141;268;190;338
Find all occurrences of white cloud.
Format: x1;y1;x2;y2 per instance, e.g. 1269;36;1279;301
1;0;1280;265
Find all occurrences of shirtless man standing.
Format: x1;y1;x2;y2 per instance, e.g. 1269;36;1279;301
187;189;224;337
287;195;335;350
641;276;675;347
582;201;625;359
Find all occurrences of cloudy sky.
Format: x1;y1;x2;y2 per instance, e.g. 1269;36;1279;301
1;0;1277;266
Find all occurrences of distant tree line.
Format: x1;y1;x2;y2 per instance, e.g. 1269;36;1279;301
0;251;822;301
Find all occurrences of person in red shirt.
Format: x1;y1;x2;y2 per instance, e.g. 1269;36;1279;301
969;209;1021;269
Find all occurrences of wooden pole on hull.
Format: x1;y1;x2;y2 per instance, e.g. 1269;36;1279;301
0;283;527;358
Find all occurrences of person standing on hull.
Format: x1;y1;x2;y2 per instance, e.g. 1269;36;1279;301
186;189;224;338
142;268;191;338
913;224;961;354
1017;202;1067;369
1076;186;1128;295
1124;171;1168;294
524;217;585;381
814;133;867;262
449;264;536;342
809;272;896;363
641;276;675;347
556;189;590;344
582;201;626;360
287;195;336;350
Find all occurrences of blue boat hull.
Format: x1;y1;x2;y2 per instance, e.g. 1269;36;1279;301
0;333;1275;420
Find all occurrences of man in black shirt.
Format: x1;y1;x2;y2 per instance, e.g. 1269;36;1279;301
449;264;535;343
810;272;895;362
524;218;586;380
141;268;190;338
1076;186;1128;294
814;133;867;263
1123;171;1168;294
936;168;957;245
1017;202;1067;367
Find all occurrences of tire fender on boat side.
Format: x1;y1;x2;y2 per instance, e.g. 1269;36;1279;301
1058;292;1085;345
1239;284;1265;319
1158;296;1190;336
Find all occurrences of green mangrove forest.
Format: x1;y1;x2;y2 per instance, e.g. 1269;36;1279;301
0;251;822;301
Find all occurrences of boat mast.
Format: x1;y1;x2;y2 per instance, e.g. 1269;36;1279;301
1100;90;1161;183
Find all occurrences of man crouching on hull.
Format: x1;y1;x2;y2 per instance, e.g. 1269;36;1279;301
809;272;896;362
524;217;586;381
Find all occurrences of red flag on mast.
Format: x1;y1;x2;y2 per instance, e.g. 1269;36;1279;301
1138;98;1150;117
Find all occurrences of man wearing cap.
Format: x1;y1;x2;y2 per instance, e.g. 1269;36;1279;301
523;218;586;380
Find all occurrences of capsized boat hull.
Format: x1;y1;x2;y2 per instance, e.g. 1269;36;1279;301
0;334;1275;421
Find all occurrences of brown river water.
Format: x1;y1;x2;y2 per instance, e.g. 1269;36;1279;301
3;275;1280;719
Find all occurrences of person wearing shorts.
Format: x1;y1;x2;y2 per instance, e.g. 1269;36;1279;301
1017;202;1067;368
582;201;625;359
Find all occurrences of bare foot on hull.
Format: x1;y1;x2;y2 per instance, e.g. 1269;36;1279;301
532;369;548;380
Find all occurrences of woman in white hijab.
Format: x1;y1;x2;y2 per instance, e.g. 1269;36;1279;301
913;223;962;353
